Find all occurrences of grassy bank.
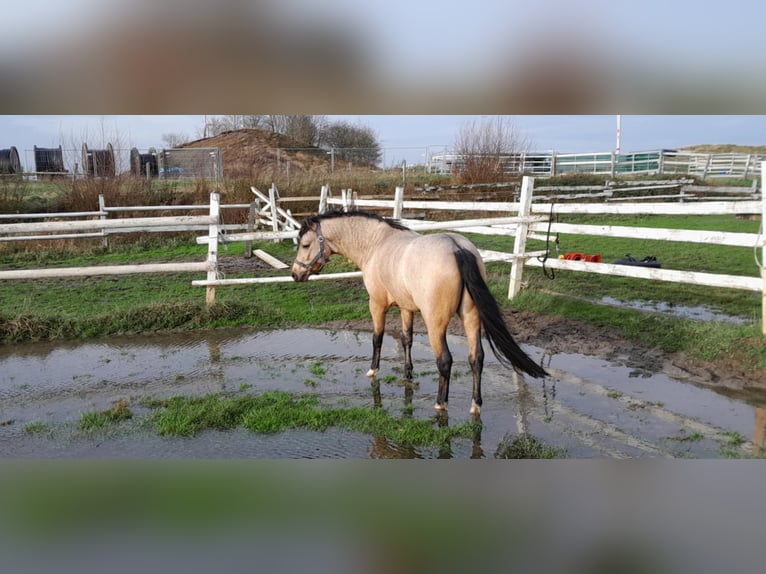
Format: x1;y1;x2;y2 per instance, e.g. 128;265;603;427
0;213;763;375
0;238;368;341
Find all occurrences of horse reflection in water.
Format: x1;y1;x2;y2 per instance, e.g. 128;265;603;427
368;379;484;459
291;210;547;415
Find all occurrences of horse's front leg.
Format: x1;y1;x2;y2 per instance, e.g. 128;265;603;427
367;300;388;378
400;309;414;380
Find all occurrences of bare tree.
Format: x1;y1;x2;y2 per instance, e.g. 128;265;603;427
201;115;267;138
452;116;533;183
319;120;381;167
264;115;290;135
161;132;190;148
283;115;327;147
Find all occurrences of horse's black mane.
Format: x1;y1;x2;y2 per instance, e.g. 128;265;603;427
299;210;410;237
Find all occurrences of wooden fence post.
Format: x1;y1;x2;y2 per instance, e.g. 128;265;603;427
341;189;354;212
319;184;330;214
206;192;220;306
761;163;766;336
98;194;108;248
245;201;255;258
508;176;535;300
393;186;404;219
269;183;279;243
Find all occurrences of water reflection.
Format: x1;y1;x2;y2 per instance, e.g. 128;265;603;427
599;296;747;324
753;407;766;456
1;327;763;459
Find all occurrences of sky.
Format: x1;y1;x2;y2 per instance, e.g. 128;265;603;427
2;115;765;170
1;1;765;116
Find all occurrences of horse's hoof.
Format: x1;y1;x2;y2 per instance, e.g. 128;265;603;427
470;401;481;415
434;402;448;411
366;368;378;378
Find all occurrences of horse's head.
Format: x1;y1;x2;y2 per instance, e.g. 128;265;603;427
291;217;329;282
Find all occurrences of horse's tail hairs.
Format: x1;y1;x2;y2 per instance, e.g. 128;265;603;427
453;248;548;379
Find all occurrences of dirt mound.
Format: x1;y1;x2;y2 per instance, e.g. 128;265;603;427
181;128;332;179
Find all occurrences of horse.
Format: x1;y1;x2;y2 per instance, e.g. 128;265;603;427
291;210;548;415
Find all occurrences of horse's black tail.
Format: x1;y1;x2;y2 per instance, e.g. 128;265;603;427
454;248;548;379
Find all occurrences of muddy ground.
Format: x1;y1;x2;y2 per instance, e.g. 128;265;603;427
221;254;766;402
323;309;765;404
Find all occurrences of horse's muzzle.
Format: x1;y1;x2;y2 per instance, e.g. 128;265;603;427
291;265;311;282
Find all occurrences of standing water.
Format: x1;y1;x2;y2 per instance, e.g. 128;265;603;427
0;327;763;458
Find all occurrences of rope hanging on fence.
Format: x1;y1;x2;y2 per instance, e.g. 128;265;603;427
536;203;558;280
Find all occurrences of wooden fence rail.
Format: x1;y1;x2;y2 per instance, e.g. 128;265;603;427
322;174;765;334
2;176;764;334
0;193;223;304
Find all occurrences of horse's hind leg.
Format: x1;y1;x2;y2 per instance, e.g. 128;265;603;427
367;300;388;377
400;309;414;379
428;329;452;411
462;303;484;415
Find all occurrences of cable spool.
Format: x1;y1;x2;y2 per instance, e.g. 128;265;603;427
33;145;65;174
82;142;115;177
0;146;21;174
130;147;158;177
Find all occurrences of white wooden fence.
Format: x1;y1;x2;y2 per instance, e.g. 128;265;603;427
313;174;765;334
2;173;764;334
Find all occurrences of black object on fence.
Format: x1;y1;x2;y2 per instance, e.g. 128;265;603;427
130;147;158;178
0;146;21;174
33;145;66;174
82;143;116;178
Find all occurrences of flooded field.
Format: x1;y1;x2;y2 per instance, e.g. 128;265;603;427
1;327;764;458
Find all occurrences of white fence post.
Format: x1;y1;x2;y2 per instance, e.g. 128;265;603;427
98;194;108;248
319;184;330;214
206;192;220;306
245;201;256;258
761;163;766;336
508;176;535;300
342;189;354;212
393;186;404;219
269;183;279;243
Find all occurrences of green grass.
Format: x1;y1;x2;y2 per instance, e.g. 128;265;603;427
466;213;764;370
309;362;327;377
0;213;763;374
148;390;480;448
0;239;370;341
23;421;51;435
78;400;133;432
495;434;566;459
717;431;749;458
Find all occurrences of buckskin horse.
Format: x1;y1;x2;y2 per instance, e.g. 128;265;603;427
291;210;547;415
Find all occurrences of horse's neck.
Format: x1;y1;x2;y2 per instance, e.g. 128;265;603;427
324;219;395;268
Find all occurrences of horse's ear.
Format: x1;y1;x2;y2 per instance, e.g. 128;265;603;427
299;216;317;236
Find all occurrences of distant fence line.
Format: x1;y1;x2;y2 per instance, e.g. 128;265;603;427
1;169;764;335
428;149;766;179
5;143;766;181
5;146;223;181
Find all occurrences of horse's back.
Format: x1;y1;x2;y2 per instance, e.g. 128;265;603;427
411;232;484;275
367;231;481;314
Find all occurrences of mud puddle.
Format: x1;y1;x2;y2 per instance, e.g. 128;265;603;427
599;296;747;324
1;328;764;458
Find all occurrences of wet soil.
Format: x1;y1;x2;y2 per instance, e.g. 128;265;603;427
218;252;765;399
323;309;766;402
2;325;763;459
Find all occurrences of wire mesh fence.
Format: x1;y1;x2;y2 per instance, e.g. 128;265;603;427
16;147;223;181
